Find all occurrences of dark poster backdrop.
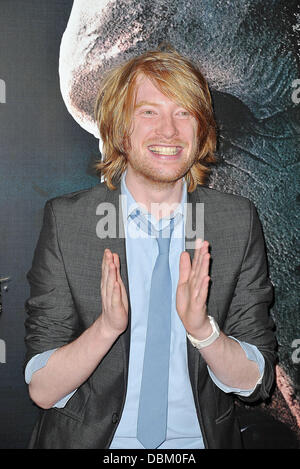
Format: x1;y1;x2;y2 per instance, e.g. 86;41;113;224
0;0;99;448
0;0;299;449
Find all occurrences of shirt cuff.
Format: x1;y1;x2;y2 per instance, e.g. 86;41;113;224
207;337;265;397
25;349;77;408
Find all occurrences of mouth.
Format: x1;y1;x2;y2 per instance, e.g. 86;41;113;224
148;145;183;159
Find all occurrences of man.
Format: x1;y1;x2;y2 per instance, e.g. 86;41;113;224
24;49;276;449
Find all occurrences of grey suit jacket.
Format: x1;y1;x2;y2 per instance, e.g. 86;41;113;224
24;182;276;449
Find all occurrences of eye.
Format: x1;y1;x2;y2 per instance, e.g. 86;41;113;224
177;110;190;118
142;110;156;116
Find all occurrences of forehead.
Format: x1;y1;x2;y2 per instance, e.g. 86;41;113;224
134;75;175;106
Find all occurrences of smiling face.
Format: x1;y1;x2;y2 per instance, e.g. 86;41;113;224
125;75;199;189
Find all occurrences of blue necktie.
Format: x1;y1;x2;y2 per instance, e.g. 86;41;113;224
137;221;174;449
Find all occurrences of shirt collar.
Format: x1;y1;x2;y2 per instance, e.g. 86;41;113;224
121;170;186;231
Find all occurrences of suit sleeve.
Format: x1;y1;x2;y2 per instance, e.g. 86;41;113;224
222;200;277;403
24;200;80;371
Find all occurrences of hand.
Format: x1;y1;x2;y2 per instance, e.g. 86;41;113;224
99;249;129;336
176;239;212;339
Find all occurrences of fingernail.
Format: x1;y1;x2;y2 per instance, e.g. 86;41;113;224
195;238;203;249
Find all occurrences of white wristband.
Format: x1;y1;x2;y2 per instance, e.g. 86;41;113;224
187;316;220;350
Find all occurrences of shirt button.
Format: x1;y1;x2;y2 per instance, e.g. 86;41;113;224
112;413;119;424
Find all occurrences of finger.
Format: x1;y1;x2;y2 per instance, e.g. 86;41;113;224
193;251;210;297
101;249;112;299
111;280;122;309
196;274;210;306
195;243;210;279
106;262;117;310
101;249;112;278
113;253;125;290
113;253;122;282
113;253;125;299
178;251;191;286
191;238;203;273
194;244;210;282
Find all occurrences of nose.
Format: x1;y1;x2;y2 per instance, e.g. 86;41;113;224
155;114;179;139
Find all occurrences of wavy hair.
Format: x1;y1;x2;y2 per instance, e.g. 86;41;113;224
94;48;217;191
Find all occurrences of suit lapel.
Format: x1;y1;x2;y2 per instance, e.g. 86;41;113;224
103;184;129;293
185;188;213;406
90;183;131;381
104;184;131;372
185;190;201;397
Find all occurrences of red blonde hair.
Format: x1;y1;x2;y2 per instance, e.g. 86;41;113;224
94;49;216;191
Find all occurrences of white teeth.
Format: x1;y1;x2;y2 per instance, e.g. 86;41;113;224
149;146;179;155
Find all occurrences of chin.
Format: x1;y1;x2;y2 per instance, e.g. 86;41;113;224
141;166;189;185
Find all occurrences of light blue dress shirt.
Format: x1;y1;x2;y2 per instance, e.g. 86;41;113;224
25;174;265;449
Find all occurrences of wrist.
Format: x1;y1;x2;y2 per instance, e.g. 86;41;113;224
94;315;122;343
187;316;213;341
187;316;220;350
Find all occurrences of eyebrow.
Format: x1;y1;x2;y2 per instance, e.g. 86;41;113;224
134;100;160;108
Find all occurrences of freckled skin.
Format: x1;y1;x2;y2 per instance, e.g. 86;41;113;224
125;76;199;189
